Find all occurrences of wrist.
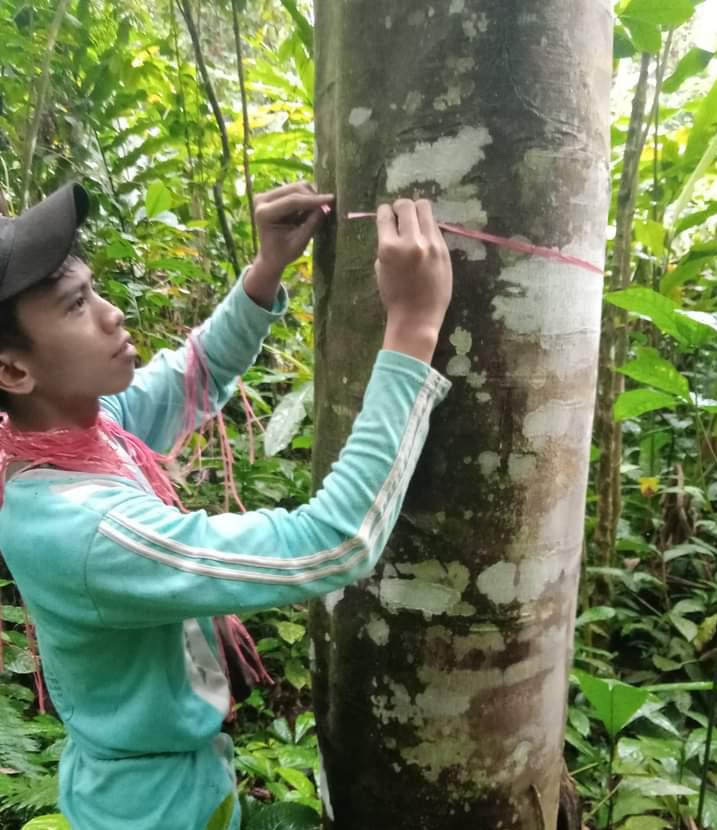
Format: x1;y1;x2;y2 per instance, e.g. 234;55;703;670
383;317;440;364
244;255;284;309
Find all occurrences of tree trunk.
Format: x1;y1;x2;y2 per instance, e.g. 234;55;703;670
311;2;612;828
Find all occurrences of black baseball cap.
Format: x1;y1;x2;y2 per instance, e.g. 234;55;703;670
0;182;89;302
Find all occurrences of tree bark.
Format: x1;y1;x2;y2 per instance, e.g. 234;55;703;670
311;2;612;828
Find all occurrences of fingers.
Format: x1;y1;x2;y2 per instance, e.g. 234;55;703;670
376;204;399;250
394;199;421;240
257;181;316;204
415;199;438;241
256;192;335;224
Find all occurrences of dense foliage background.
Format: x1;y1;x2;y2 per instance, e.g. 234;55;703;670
1;1;717;828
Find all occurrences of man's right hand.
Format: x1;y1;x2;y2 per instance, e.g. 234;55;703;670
375;199;453;364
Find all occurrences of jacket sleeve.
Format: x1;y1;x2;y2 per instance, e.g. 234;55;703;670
99;270;288;453
84;351;451;628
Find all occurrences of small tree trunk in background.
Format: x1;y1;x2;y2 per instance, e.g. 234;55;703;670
594;54;651;574
311;2;612;828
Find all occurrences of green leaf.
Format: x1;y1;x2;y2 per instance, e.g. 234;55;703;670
276;622;306;645
21;817;71;830
294;712;315;744
614;389;678;421
621;0;695;27
270;718;294;744
668;611;698;642
674;201;717;236
685;78;717;164
618;347;690;400
568;706;591;737
620;777;696;797
285;659;311;691
622;19;661;53
247;802;320;830
605;287;714;347
144;182;172;219
613;791;663;823
276;767;315;798
276;746;317;770
575;607;617;627
574;671;649;738
619;817;669;830
206;794;236;830
264;384;312;457
663;48;714;93
614;26;637;59
634;220;666;257
277;0;313;56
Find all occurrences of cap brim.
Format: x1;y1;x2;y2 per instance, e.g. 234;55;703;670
0;183;89;301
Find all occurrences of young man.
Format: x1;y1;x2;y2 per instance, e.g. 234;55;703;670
0;181;452;829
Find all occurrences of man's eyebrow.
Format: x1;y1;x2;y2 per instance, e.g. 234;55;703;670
53;275;92;308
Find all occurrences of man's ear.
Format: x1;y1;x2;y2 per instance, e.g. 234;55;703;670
0;353;36;397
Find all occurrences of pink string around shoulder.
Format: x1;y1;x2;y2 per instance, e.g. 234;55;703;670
0;333;272;716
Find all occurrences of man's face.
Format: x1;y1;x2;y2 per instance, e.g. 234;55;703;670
8;259;136;404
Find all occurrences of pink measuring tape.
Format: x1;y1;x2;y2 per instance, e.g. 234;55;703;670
328;208;602;276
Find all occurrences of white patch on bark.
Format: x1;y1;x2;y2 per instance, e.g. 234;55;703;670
435;195;488;227
379;577;462;616
323;588;345;614
435;193;488;260
365;614;390;646
508;452;537;483
476;561;517;604
348;107;373;127
492;258;602;337
385;15;392;29
449;0;465;13
447;355;471;377
467;371;486;389
450;327;472;355
463;19;477;39
478;451;500;477
523;399;592;452
477;556;566;604
386;126;492;193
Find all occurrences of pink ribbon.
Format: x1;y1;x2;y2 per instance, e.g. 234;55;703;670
344;211;602;276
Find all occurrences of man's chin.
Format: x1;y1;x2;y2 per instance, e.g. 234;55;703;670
101;367;135;398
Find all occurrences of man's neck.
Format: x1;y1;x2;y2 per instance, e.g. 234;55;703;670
7;396;100;432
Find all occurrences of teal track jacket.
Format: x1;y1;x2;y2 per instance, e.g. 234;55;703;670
0;275;450;829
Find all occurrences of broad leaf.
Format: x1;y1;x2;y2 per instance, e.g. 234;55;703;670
276;622;306;644
206;794;235;830
663;48;714;93
618;347;690;400
621;0;695;28
685;77;717;163
144;181;172;219
614;389;678;421
276;767;315;798
575;607;617;627
574;670;649;737
606;287;715;347
634;220;666;256
21;818;71;830
248;802;320;830
622;19;661;53
278;0;313;56
264;384;313;457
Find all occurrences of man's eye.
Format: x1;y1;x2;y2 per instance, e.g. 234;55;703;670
71;296;86;311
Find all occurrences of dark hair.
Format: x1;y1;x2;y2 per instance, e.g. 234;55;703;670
0;255;80;412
